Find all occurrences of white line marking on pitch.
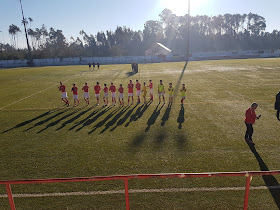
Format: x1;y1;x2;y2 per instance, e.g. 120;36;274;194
213;75;246;87
19;76;27;81
0;86;57;110
0;76;78;110
0;186;279;198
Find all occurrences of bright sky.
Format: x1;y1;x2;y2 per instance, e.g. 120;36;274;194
1;0;280;47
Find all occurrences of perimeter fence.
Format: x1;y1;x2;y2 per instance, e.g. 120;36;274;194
1;170;280;209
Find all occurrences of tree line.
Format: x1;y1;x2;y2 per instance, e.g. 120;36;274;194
1;9;280;60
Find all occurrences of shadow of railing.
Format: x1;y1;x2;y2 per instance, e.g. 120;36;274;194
248;143;280;208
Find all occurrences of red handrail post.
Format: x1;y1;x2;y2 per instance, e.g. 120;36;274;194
124;178;130;210
5;183;16;210
243;175;251;210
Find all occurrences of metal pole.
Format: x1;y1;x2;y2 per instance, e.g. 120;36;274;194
186;0;190;61
243;175;251;210
5;184;16;210
19;0;32;66
124;179;130;210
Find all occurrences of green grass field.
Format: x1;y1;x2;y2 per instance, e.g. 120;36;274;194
1;58;280;209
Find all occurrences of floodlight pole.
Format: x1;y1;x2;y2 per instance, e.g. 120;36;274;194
186;0;190;61
19;0;32;66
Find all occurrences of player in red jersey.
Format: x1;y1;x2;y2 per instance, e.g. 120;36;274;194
103;84;109;106
135;79;141;104
71;83;80;106
118;84;124;106
82;82;90;105
127;80;134;105
58;81;69;106
148;79;153;101
94;82;101;105
109;82;117;106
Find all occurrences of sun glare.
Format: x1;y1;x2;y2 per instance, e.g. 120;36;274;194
161;0;207;15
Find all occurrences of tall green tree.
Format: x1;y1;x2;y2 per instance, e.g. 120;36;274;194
8;24;21;48
46;28;68;57
2;10;280;60
143;20;164;51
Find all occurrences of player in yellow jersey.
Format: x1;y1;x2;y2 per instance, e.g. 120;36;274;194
158;80;165;104
168;83;174;105
180;84;187;104
142;82;147;103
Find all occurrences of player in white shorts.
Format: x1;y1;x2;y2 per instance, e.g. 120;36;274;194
58;81;70;106
84;92;89;100
109;82;117;106
62;92;67;99
127;80;134;105
148;79;153;101
94;82;101;105
118;84;124;106
103;84;109;106
71;83;80;106
135;79;141;104
82;82;90;105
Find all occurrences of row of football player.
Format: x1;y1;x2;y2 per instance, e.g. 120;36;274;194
58;80;187;106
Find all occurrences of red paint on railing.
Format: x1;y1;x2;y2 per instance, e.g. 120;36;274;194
243;175;252;210
1;170;279;210
124;179;130;210
5;184;15;210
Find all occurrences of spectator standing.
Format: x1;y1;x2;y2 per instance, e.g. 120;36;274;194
245;102;261;145
275;91;280;120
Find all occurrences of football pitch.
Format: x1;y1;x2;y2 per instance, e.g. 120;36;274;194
1;58;280;209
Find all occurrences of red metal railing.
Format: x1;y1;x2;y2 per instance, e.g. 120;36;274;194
1;170;280;210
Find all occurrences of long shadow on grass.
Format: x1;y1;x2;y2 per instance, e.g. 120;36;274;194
89;106;122;134
126;71;136;77
161;103;172;126
125;104;144;127
130;130;188;151
125;101;152;127
174;60;189;93
130;130;168;149
177;104;185;129
145;103;165;132
129;129;168;150
56;105;96;130
69;106;104;131
248;143;280;208
2;108;61;133
24;108;71;132
100;106;130;133
131;133;147;148
154;128;168;146
110;104;138;131
134;100;152;121
37;108;81;133
175;132;188;151
76;106;112;132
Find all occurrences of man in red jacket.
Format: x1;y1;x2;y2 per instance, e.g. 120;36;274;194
245;102;261;145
